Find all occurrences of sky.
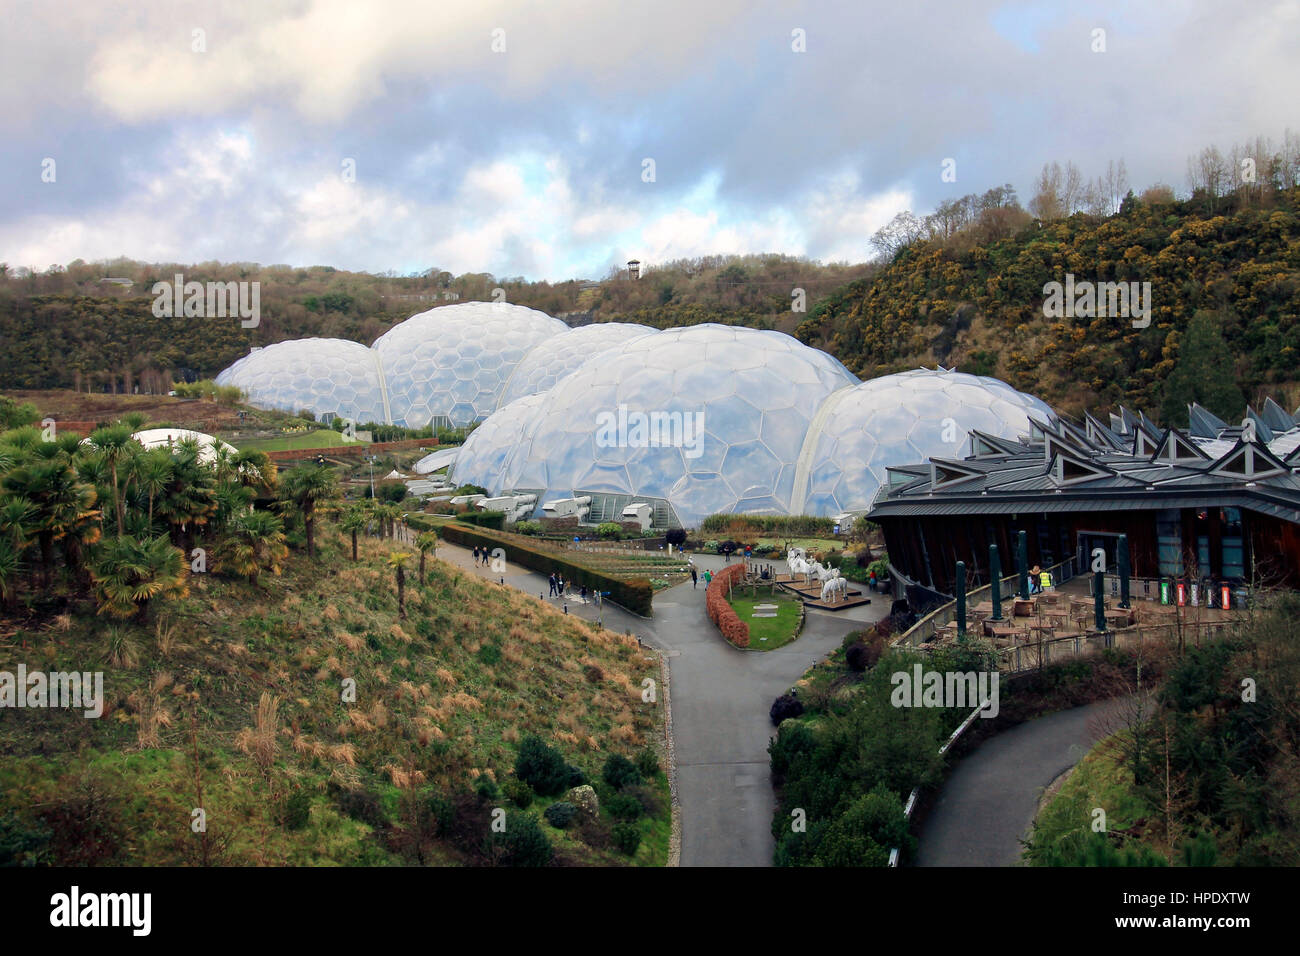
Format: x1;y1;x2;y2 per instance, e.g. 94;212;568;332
1;0;1297;281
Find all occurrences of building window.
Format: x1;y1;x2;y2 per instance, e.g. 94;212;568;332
1156;509;1183;577
1220;507;1245;579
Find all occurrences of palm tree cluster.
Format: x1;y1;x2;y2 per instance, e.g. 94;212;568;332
0;403;327;621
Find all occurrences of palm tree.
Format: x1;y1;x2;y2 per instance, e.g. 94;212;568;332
415;530;438;585
0;536;22;612
3;459;100;588
234;450;278;496
374;501;402;540
87;424;135;537
91;534;189;621
133;448;173;529
278;463;338;558
340;504;369;561
155;441;218;552
387;551;412;619
223;510;288;585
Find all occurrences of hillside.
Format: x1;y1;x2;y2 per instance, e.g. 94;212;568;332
0;516;668;866
797;187;1300;420
0;255;870;392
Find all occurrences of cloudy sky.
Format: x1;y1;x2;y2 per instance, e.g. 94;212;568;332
2;0;1297;280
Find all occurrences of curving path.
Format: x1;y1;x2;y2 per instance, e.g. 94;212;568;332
914;696;1136;866
435;540;882;866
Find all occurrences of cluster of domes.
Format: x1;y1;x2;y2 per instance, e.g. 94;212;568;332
218;302;1053;525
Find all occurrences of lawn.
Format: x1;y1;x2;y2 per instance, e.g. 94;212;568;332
236;428;366;451
728;592;802;650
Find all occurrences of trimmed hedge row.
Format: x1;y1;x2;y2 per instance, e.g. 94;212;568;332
706;562;750;648
456;510;506;530
699;513;838;536
409;516;654;617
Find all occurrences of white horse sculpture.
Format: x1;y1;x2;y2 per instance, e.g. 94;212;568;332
820;576;849;603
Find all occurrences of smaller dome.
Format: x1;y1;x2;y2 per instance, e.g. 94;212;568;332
215;338;387;425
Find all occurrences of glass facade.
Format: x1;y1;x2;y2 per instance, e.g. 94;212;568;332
215;338;388;426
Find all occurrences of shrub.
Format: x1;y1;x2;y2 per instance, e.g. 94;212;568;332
484;810;553;867
514;520;542;536
475;776;499;802
543;802;578;829
501;776;535;809
602;754;642;791
634;747;660;779
333;786;389;828
769;693;805;725
612;822;642;856
515;735;579;797
280;789;312;831
846;640;883;672
606;792;644;821
596;522;623;539
665;528;687;547
478;644;502;665
583;663;604;683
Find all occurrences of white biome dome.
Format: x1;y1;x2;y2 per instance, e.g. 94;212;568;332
496;322;658;408
495;324;860;526
371;302;568;428
791;367;1054;516
215;338;388;425
449;392;549;492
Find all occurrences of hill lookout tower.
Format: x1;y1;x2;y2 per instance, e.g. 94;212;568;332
627;259;640;279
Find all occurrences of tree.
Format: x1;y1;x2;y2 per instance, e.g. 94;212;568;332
340;504;369;562
278;463;338;558
223;510;288;585
387;551;411;619
415;530;438;585
87;424;135;537
91;534;189;621
870;211;926;260
1159;311;1244;425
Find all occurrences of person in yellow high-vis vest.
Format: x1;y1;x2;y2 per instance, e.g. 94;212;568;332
1039;569;1053;591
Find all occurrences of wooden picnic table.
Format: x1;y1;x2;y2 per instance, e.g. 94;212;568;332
984;621;1028;640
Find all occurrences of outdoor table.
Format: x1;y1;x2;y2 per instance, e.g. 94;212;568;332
984;621;1026;640
1012;598;1036;617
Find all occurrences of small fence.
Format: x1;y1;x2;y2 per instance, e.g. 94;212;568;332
994;618;1237;674
893;557;1079;648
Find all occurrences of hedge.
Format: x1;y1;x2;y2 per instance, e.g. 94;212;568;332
705;562;750;648
699;513;839;537
408;516;654;617
456;510;506;530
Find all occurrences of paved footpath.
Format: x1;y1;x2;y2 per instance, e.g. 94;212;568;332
914;696;1135;866
435;540;884;866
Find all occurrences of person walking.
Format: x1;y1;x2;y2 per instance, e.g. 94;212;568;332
580;583;588;602
472;545;480;566
548;572;557;597
1030;566;1042;594
703;568;712;587
690;564;698;589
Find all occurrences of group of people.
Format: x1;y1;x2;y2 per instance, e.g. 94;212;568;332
470;545;493;567
687;559;713;589
547;571;591;602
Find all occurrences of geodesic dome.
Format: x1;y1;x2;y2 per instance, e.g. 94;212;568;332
449;392;548;490
371;302;568;428
791;368;1054;516
494;324;860;526
214;338;388;425
497;322;657;408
